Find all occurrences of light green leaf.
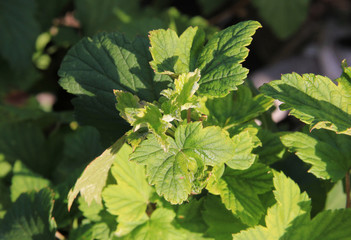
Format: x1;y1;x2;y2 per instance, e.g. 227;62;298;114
130;122;235;204
196;21;261;96
0;0;40;69
207;163;273;226
226;128;260;170
10;161;51;202
78;196;104;222
121;208;183;240
280;129;351;181
58;32;171;145
286;209;351;240
102;144;153;235
202;195;247;240
0;154;11;178
206;85;273;128
161;69;201;120
115;90;171;150
325;181;347;210
149;27;205;76
0;188;56;240
260;65;351;135
251;0;310;39
67;136;126;210
233;171;311;240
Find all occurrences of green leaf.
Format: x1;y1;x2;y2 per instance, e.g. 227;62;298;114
207;163;273;226
75;0;140;36
206;85;273;128
0;122;51;176
67;136;126;210
286;209;351;240
130;122;235;204
58;32;171;145
102;144;153;236
226;128;260;170
233;171;311;240
280;129;351;181
78;196;104;222
0;188;56;240
202;195;247;240
251;0;310;39
161;69;201;120
260;65;351;135
55;126;104;181
0;0;40;69
10;161;51;202
196;21;261;96
149;26;205;76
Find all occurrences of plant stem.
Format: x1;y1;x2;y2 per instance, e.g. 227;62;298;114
346;169;350;208
55;231;66;240
187;109;191;123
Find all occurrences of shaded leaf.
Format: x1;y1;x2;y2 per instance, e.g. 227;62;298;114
58;32;171;145
0;189;56;240
251;0;310;39
0;0;40;69
281;129;351;181
10;161;51;202
202;195;247;240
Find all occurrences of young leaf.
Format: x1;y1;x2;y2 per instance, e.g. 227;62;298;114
67;136;126;210
196;21;261;96
0;189;56;240
202;195;247;240
280;129;351;181
149;27;205;76
260;63;351;135
205;85;273;128
58;32;171;145
130;122;235;204
207;163;273;226
102;144;153;235
233;171;311;239
10;161;51;202
161;69;201;120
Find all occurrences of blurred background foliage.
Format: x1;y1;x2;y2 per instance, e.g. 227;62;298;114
0;0;350;237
